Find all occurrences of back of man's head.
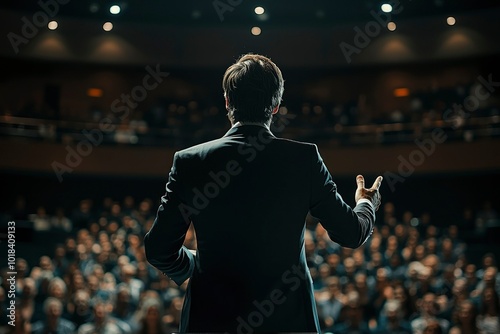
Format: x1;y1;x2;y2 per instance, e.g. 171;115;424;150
223;53;284;124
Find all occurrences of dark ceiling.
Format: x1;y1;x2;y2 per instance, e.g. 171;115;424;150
2;0;499;27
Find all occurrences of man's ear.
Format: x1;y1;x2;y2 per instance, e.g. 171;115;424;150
272;105;280;115
225;96;229;110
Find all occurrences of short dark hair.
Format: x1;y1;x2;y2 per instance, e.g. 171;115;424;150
222;53;284;123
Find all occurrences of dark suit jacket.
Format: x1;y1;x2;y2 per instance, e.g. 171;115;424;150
144;124;376;333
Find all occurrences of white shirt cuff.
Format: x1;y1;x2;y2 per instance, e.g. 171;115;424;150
356;198;374;210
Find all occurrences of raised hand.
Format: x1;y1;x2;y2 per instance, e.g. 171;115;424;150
355;175;383;211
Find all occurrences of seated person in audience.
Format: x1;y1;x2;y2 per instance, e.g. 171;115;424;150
64;289;92;329
71;199;94;231
112;255;130;282
392;282;417;320
17;277;42;324
317;276;345;330
52;244;69;277
415;265;436;299
76;244;96;277
354;272;373;309
325;253;345;276
314;263;332;291
477;254;497;278
78;299;131;334
477;286;500;334
108;202;124;226
29;206;51;231
119;263;144;308
463;264;479;294
366;251;384;277
67;270;87;299
136;260;156;291
133;199;155;226
438;276;468;321
473;264;500;297
434;264;456;298
340;257;359;285
113;284;135;325
375;299;412;334
439;238;458;265
47;277;67;304
332;291;370;334
386;253;407;281
164;296;184;332
369;268;392;316
411;293;450;334
51;207;72;232
101;272;118;295
134;296;169;334
31;297;75;334
449;299;478;334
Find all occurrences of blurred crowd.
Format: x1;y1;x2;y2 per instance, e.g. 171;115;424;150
2;79;499;148
306;201;499;334
1;197;499;334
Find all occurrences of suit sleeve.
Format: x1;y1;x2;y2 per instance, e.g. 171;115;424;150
309;144;375;248
144;152;194;285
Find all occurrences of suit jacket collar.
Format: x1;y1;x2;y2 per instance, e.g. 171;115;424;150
223;124;276;138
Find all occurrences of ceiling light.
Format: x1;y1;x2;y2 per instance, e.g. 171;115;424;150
251;26;262;36
387;21;396;31
48;21;58;30
381;4;393;13
103;22;113;31
110;5;121;15
447;16;456;26
255;7;265;15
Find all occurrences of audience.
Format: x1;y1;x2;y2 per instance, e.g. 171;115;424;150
2;78;499;148
0;197;499;334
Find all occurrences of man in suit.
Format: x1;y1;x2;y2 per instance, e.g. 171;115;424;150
144;53;382;333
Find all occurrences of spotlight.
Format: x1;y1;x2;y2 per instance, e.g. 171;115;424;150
387;21;396;31
381;4;393;13
103;22;113;31
48;20;58;30
254;7;265;15
447;16;456;26
110;5;121;15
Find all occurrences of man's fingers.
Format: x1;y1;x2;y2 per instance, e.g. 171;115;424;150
371;176;383;190
356;175;365;189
